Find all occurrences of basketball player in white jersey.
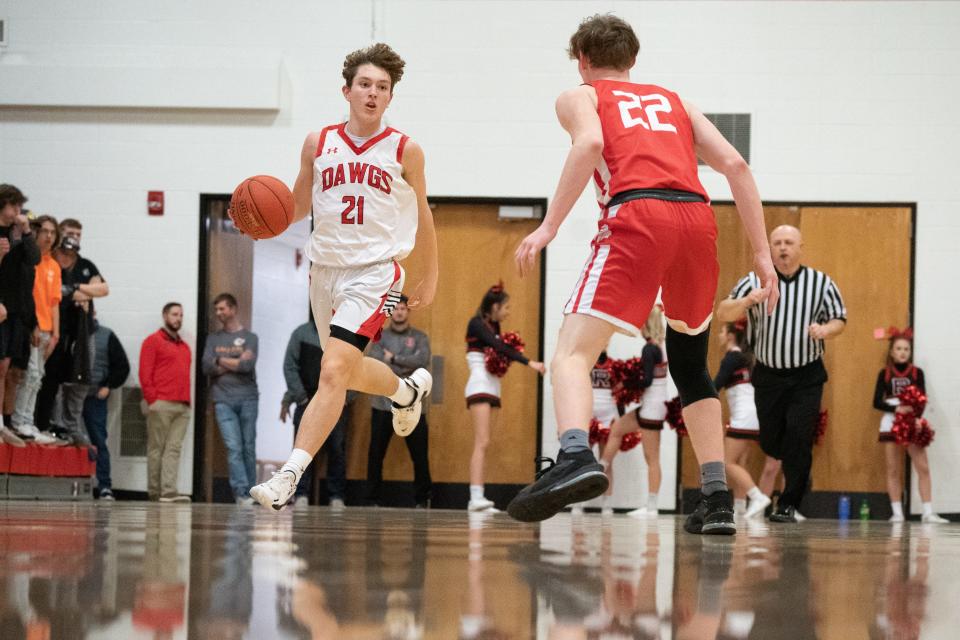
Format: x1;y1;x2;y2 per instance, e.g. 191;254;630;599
252;44;438;510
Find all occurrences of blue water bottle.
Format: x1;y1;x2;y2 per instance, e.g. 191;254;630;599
838;495;851;520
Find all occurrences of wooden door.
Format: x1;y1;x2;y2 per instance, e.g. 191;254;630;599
345;204;543;485
681;204;912;494
200;196;254;501
801;207;911;492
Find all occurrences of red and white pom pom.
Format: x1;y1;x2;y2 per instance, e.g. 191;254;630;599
483;331;526;378
892;413;915;447
814;409;829;446
608;357;646;406
619;429;642;452
897;385;927;417
588;417;610;448
665;397;687;438
912;418;935;448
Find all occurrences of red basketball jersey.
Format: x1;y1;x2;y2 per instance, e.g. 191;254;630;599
589;80;708;205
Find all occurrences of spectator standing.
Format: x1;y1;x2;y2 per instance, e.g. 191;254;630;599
36;219;109;444
366;295;433;508
280;316;349;509
0;185;40;446
201;294;260;505
139;303;192;502
718;225;846;522
10;214;62;445
84;314;130;500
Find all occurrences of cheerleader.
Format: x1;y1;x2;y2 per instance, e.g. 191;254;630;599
875;330;947;523
714;321;771;519
600;307;667;517
571;348;621;515
465;284;545;511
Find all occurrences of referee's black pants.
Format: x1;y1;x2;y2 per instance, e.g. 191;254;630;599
366;409;432;505
753;359;827;509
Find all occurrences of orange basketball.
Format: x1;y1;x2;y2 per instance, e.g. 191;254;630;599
229;175;295;239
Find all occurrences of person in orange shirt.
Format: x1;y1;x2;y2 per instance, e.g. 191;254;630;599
10;214;63;445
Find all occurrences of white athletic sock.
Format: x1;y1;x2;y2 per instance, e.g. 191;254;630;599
470;485;485;502
922;502;934;517
891;501;904;518
734;498;747;514
647;493;658;512
747;486;765;502
389;378;416;407
280;448;313;484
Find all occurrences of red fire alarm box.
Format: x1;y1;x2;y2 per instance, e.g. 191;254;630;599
148;191;164;216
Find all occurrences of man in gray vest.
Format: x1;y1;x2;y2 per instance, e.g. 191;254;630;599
84;313;130;499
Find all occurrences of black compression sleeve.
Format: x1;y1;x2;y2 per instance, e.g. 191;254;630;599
873;370;892;412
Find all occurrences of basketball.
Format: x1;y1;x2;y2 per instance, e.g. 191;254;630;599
228;175;295;239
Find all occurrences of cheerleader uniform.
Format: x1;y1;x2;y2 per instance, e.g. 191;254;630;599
874;363;925;442
592;351;622;426
714;348;760;440
636;340;668;430
464;316;529;408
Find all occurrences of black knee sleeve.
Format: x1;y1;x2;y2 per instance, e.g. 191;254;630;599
665;325;718;407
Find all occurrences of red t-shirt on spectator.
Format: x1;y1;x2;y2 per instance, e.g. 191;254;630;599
139;329;191;405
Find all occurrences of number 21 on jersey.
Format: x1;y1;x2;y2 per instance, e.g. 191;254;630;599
341;195;364;224
611;91;677;133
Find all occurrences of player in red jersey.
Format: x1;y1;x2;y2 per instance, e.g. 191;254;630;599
507;15;778;534
251;44;439;511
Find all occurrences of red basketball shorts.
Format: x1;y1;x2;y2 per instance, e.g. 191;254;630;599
564;198;719;336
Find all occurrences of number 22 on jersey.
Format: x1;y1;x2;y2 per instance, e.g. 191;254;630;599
341;195;365;224
611;91;677;133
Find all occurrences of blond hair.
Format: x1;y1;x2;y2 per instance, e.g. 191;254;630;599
643;306;665;344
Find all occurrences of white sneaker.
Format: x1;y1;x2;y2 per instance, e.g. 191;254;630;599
39;430;69;446
330;497;346;511
794;510;807;522
889;513;905;523
294;496;309;509
745;494;772;519
468;497;496;512
236;496;255;506
922;513;949;524
1;426;27;447
23;425;59;446
601;505;614;517
250;470;299;511
626;507;656;518
570;504;585;516
391;368;432;436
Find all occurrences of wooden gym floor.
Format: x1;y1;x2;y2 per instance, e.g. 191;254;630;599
0;502;957;639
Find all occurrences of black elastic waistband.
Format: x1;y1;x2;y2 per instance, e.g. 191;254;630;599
606;188;706;208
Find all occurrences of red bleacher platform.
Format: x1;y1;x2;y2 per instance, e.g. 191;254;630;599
0;443;96;477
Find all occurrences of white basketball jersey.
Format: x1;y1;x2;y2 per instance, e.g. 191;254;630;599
307;123;418;268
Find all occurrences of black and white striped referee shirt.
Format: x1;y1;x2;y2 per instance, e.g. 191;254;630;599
729;267;846;370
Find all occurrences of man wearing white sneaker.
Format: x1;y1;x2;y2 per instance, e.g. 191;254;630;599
250;44;438;511
10;215;63;447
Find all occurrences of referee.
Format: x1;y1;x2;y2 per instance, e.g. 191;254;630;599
718;225;846;522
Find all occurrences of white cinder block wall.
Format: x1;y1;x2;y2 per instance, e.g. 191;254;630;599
1;1;958;513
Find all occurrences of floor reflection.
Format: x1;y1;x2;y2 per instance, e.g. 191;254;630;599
0;504;956;639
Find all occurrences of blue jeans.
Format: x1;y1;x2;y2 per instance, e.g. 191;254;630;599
214;398;259;499
293;400;347;501
83;395;110;490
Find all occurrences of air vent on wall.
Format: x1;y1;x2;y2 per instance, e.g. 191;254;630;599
120;386;148;457
700;113;751;165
